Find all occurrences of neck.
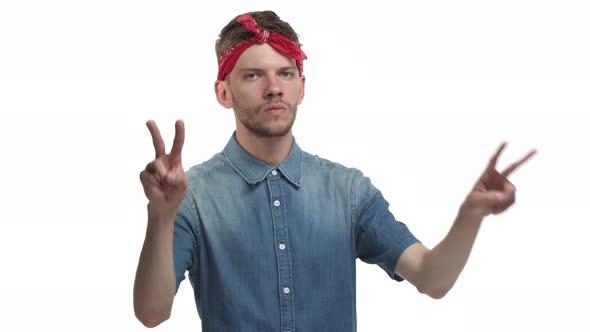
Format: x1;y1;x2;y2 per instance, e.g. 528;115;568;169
235;127;293;166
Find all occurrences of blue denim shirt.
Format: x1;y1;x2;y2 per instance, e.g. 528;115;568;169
173;133;420;331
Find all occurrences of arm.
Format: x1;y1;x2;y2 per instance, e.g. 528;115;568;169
396;142;536;299
134;212;177;327
395;210;484;299
134;120;187;327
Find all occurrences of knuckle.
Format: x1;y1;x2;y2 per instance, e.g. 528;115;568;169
145;161;154;170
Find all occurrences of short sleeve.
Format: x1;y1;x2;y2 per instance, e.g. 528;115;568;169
173;190;200;292
353;172;420;282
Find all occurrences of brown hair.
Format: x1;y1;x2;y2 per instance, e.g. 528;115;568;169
215;10;301;60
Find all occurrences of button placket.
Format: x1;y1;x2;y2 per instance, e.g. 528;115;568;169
267;175;295;332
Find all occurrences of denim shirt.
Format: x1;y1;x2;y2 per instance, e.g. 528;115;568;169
173;133;420;332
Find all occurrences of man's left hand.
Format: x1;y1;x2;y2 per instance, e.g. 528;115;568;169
461;142;537;218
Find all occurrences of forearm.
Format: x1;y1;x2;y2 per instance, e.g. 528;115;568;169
133;212;177;327
419;207;484;298
402;144;535;299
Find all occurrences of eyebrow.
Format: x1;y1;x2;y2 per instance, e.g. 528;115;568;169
238;66;297;73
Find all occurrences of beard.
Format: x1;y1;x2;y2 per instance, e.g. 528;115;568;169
234;98;298;137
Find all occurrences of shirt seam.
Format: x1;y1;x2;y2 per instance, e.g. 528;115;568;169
184;187;201;260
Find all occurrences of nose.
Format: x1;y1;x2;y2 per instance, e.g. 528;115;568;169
264;76;283;99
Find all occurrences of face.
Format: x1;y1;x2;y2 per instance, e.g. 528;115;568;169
215;43;305;137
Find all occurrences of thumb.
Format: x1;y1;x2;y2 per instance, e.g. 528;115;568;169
465;190;506;211
165;172;177;185
472;191;506;207
462;191;508;218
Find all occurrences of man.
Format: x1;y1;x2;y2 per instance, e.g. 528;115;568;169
133;10;536;331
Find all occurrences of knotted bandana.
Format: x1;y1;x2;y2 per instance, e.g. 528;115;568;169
217;14;307;80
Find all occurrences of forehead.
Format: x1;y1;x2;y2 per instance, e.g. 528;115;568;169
233;43;297;70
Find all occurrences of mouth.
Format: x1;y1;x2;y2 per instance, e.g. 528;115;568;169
264;104;287;115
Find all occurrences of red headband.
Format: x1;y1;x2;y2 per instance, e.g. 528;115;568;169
217;14;307;80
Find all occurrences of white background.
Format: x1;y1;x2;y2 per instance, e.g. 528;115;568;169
1;0;589;331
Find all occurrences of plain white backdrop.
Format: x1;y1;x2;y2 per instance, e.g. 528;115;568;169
1;0;589;331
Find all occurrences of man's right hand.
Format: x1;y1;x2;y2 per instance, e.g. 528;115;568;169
135;119;186;327
140;120;188;222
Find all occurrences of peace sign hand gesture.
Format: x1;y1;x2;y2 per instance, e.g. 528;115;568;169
140;120;188;221
461;142;537;219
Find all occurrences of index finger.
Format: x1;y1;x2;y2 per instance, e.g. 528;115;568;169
170;120;185;158
501;149;537;177
146;120;166;158
487;142;507;171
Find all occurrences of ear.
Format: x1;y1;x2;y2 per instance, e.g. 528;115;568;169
214;80;233;109
297;75;305;105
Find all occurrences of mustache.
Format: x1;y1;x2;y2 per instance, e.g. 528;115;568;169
262;99;290;110
268;99;287;106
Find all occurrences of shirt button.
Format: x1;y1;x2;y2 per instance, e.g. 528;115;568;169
283;287;290;294
279;243;286;250
271;169;278;176
273;200;281;207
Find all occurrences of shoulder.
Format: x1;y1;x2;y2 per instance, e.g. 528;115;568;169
301;151;361;177
184;152;231;186
300;150;371;191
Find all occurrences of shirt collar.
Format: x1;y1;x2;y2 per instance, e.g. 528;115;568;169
223;132;302;187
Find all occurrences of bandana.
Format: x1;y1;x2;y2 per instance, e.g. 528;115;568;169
217;13;307;80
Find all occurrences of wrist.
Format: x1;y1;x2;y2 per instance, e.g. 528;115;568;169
457;203;486;223
147;204;177;228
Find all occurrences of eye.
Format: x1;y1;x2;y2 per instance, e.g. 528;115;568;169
244;73;259;80
279;71;294;78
